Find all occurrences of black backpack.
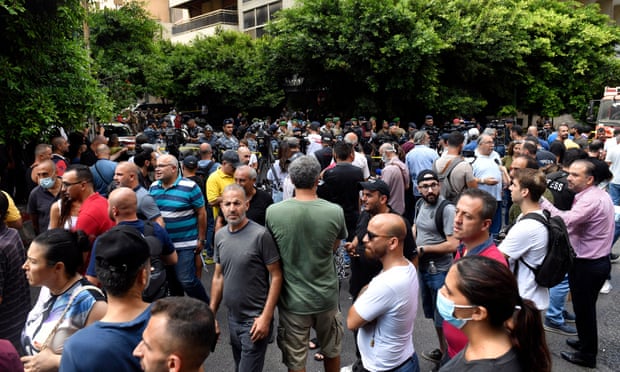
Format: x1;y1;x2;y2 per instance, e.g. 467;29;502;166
141;221;169;302
514;210;576;288
415;198;452;240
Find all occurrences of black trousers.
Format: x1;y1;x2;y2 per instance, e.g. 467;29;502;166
568;256;611;358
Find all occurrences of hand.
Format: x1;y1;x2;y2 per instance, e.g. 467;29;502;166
250;314;271;342
195;240;204;255
344;242;358;257
21;348;60;372
214;319;221;340
484;177;499;185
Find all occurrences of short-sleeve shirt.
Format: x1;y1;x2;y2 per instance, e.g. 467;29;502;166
21;279;105;355
266;198;347;314
214;220;279;320
134;186;161;221
76;193;115;243
415;198;455;272
150;176;205;249
498;212;549;310
441;347;522;371
27;185;59;232
356;263;418;371
206;168;234;217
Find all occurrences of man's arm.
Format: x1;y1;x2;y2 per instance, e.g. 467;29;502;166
194;205;206;253
420;235;459;255
209;263;224;315
161;250;178;266
250;260;283;342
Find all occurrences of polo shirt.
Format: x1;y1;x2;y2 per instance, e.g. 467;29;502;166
150;176;204;250
206;168;234;217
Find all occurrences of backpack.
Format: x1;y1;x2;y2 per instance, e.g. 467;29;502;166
141;221;169;302
415;198;452;240
514;210;576;288
433;157;465;202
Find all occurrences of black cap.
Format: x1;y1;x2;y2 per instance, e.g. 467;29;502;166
183;155;198;169
221;150;241;167
359;179;390;198
96;225;150;273
321;132;334;144
417;169;439;184
223;118;234;125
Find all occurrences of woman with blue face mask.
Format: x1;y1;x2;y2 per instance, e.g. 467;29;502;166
438;256;551;372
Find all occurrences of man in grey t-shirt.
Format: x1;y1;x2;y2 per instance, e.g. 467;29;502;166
210;184;282;372
413;170;458;366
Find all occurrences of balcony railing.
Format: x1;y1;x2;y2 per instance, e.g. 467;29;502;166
172;9;238;35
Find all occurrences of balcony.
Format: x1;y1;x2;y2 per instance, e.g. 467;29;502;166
171;9;239;35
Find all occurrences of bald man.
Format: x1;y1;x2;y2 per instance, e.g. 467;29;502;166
90;144;117;197
343;132;370;179
85;187;177;298
113;161;164;227
27;159;62;234
347;213;420;371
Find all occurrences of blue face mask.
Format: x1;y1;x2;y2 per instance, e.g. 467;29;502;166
436;290;477;329
39;177;55;189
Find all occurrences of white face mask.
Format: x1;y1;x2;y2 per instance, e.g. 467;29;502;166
39;177;55;189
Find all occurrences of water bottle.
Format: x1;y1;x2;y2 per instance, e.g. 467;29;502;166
428;260;437;275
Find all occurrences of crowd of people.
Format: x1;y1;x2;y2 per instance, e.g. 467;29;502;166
0;111;617;372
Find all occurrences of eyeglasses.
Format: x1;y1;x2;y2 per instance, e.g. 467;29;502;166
366;230;393;240
155;164;175;169
418;182;439;190
62;181;82;188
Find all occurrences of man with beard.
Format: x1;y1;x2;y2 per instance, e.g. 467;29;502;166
413;170;458;366
210;184;282;372
347;213;420;372
344;179;416;369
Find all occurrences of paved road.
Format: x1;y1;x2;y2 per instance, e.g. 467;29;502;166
202;257;620;372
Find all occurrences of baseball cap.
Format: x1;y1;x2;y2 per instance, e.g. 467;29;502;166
95;225;150;273
359;179;390;198
183;155;198;169
321;132;334;144
223;118;234;125
417;169;439;184
221;150;241;167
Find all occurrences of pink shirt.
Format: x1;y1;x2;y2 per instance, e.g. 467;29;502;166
541;185;614;259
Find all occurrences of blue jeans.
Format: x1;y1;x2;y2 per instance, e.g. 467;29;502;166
545;274;569;324
419;270;448;328
609;183;620;206
205;207;215;257
228;315;271;372
490;201;502;235
175;249;209;302
389;353;420;372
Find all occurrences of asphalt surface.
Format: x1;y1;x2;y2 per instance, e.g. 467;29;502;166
202;253;620;372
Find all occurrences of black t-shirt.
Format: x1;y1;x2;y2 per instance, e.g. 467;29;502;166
247;188;273;226
80;149;97;166
317;163;364;240
314;147;333;170
349;208;417;299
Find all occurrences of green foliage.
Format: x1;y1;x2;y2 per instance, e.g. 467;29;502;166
165;30;283;113
89;2;162;113
0;0;109;140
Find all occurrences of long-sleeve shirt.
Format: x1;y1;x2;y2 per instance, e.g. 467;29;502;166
541;185;614;259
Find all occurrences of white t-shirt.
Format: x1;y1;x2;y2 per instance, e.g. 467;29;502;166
355;263;418;371
605;145;620;184
498;211;549;310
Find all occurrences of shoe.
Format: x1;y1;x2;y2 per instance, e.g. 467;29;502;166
611;253;620;263
600;280;612;294
562;310;576;324
543;318;577;336
420;349;443;363
560;351;596;368
566;338;582;351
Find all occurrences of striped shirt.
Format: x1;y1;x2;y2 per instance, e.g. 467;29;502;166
149;176;205;250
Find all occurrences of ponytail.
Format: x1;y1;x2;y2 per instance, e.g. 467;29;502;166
510;298;551;372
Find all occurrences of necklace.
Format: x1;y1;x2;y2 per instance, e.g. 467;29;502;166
51;276;80;296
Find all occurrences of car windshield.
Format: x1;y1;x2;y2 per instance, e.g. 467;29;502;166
104;125;132;137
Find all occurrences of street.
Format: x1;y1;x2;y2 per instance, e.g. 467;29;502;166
202;256;620;371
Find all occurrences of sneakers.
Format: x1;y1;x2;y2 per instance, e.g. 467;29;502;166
544;318;577;336
600;279;612;294
611;253;620;263
420;349;443;363
562;310;576;324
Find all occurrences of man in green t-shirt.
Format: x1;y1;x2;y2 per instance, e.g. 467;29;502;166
266;155;347;372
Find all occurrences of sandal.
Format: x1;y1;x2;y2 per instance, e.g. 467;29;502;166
313;352;325;362
308;337;320;350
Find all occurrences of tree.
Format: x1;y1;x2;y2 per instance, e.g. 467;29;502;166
165;30;284;117
89;2;162;113
0;0;109;140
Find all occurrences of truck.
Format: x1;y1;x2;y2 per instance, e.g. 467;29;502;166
587;86;620;137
